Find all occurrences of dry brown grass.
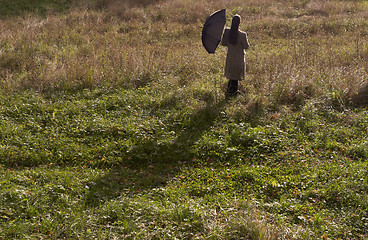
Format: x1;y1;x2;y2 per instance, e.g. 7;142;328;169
0;0;367;109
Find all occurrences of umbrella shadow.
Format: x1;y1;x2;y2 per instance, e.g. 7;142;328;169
84;98;228;207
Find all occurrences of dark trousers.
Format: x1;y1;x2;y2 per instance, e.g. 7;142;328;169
227;80;238;97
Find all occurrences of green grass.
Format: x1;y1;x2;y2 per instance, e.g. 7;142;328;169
0;0;71;17
1;85;368;239
1;0;368;239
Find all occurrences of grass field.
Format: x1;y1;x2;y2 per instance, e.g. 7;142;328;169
1;0;368;239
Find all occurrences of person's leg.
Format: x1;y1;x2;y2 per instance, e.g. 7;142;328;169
227;79;239;98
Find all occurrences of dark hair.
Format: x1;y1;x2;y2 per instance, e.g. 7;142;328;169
229;15;241;45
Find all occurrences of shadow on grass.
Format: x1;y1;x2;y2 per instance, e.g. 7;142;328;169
84;98;228;207
0;0;165;18
0;0;70;17
350;83;368;107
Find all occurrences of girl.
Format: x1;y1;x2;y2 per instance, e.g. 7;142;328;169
221;15;250;98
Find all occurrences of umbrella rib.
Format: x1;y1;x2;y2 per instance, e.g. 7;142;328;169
207;38;220;44
205;32;221;44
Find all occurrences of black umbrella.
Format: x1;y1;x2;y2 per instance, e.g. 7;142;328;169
202;9;226;54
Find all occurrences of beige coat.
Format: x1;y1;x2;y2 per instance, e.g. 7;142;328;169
221;28;250;80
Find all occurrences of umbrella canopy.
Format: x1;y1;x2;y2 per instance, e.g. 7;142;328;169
202;9;226;54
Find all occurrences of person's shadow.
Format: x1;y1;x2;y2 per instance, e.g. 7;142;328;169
84;97;228;207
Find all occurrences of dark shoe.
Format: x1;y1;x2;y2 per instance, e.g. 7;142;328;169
226;80;239;99
226;90;240;99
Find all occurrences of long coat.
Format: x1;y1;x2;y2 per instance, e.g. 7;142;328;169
221;28;250;81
